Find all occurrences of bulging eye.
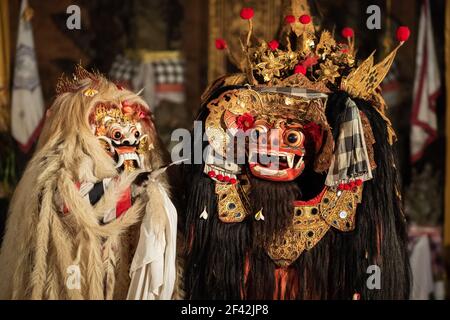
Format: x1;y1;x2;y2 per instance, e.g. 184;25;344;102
134;131;140;138
284;130;303;147
112;129;122;140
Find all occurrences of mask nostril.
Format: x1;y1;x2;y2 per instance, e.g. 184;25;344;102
122;140;130;146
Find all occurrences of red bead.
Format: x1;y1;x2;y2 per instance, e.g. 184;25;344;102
268;40;279;51
338;184;344;190
230;178;237;184
341;27;354;39
294;64;306;75
208;171;216;178
299;14;311;25
396;26;410;42
344;184;351;190
216;174;224;181
356;179;363;186
223;176;230;182
240;7;254;20
284;15;296;24
215;38;227;50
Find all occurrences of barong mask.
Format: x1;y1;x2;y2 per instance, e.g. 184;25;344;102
90;102;151;171
183;5;411;300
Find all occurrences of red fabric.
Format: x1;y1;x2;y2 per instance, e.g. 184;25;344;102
116;187;132;218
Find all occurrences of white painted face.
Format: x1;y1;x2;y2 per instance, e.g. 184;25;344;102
92;111;148;171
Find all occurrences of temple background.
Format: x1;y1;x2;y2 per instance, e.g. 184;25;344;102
0;0;447;299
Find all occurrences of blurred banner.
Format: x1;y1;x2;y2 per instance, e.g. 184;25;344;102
0;0;10;132
11;0;44;152
410;0;440;163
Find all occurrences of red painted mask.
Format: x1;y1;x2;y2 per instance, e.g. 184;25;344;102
248;119;306;181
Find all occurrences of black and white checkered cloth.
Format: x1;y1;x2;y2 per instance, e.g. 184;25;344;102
153;59;184;85
109;55;140;84
254;86;328;99
325;98;373;187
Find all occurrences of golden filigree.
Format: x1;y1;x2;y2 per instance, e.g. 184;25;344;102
255;51;286;82
316;59;340;84
216;181;250;223
205;89;332;164
341;46;399;100
315;31;336;58
266;184;363;267
215;6;404;102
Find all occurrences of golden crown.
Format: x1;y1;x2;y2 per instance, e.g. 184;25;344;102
215;5;410;101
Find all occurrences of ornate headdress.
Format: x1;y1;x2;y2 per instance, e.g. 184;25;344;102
213;5;410;98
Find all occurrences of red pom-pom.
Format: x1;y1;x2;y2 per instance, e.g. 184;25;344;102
396;26;410;42
284;15;296;24
208;171;216;178
230;178;237;184
215;38;227;50
223;176;230;182
216;174;224;181
268;40;279;51
294;64;307;75
240;7;254;20
341;27;354;39
355;179;363;186
299;14;311;25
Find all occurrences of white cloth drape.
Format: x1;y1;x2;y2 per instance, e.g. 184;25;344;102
127;183;177;300
410;0;441;162
11;0;44;152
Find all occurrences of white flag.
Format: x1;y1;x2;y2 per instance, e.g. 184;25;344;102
410;0;441;162
11;0;44;152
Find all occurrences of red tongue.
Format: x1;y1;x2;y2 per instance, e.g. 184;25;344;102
279;162;289;169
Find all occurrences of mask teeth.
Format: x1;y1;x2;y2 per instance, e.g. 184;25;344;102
295;156;304;169
115;154;125;168
287;153;295;168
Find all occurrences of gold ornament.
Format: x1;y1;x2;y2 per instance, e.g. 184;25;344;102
215;182;249;223
266;184;363;267
83;88;98;97
316;59;340;84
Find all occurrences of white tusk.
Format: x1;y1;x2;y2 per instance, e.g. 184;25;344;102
115;154;125;168
295;156;304;168
287;154;294;168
